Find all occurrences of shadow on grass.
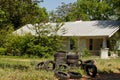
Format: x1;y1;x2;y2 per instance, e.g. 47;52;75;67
0;63;29;71
93;73;120;80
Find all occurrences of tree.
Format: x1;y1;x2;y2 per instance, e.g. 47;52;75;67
0;0;48;29
76;0;113;20
111;0;120;20
49;2;76;22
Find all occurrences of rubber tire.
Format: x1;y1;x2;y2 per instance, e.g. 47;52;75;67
84;60;95;65
68;71;82;79
54;57;67;64
85;64;97;77
35;61;45;70
67;54;79;59
67;59;78;64
44;60;55;71
77;59;83;67
55;63;69;70
54;51;67;57
54;71;70;80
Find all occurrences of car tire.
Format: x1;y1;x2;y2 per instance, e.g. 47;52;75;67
55;63;69;70
84;60;95;65
84;64;97;77
44;60;55;71
54;71;70;80
67;54;79;59
35;61;45;70
68;71;82;79
54;51;67;57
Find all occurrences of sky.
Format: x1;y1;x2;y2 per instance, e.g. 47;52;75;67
39;0;76;12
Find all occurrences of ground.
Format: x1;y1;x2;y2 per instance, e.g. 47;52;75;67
80;73;120;80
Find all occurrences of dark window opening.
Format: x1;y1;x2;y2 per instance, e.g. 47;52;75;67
70;39;75;50
89;39;93;50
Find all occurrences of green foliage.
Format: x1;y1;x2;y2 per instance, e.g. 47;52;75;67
0;25;14;47
110;31;120;52
76;0;113;20
70;36;79;53
0;0;48;29
83;48;90;57
49;2;77;22
54;0;120;21
0;48;7;55
3;23;65;58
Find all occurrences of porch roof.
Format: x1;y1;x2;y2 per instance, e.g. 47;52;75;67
57;20;120;37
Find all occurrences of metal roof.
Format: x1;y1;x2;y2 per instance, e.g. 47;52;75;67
14;20;120;37
58;20;120;37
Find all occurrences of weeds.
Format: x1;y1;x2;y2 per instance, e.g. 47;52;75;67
0;56;120;80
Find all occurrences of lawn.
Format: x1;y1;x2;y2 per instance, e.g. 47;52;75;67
0;56;120;80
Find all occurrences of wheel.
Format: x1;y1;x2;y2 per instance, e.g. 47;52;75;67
67;54;79;59
54;71;70;80
35;61;45;70
68;71;82;79
67;54;79;67
55;63;69;70
54;51;67;57
84;60;95;65
84;64;97;77
77;59;83;68
44;60;55;71
54;57;67;64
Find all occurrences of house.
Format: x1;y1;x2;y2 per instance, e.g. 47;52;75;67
14;20;120;58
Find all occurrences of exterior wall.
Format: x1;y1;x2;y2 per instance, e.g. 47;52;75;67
63;37;107;56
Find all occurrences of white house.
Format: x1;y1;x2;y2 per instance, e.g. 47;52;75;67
14;20;120;58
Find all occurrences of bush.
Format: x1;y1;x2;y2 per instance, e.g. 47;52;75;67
83;48;90;57
0;47;7;55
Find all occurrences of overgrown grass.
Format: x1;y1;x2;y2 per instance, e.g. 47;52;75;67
0;56;120;80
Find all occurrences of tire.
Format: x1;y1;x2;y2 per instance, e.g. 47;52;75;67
55;63;69;70
84;64;97;77
54;51;67;65
68;71;82;79
54;71;70;80
67;59;78;64
67;54;79;67
54;51;67;57
44;60;55;71
67;54;79;59
54;57;67;64
35;61;45;70
77;59;83;67
84;60;95;65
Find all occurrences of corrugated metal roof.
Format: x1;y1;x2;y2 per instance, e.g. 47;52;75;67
58;20;120;37
14;20;120;37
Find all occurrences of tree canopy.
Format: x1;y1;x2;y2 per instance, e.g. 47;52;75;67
50;0;120;22
0;0;48;29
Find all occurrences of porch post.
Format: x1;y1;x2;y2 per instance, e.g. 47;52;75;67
102;38;107;48
100;37;109;59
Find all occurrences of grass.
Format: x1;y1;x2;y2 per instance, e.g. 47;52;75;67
0;56;120;80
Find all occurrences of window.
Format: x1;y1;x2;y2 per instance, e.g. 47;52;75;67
89;39;93;50
70;39;74;50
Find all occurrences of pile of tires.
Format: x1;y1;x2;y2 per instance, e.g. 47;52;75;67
67;54;79;67
54;51;67;68
35;51;98;79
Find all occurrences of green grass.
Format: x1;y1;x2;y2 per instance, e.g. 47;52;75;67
0;56;120;80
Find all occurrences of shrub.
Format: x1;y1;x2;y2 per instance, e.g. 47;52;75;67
83;48;90;57
0;47;7;55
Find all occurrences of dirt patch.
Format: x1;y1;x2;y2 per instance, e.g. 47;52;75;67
79;73;120;80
